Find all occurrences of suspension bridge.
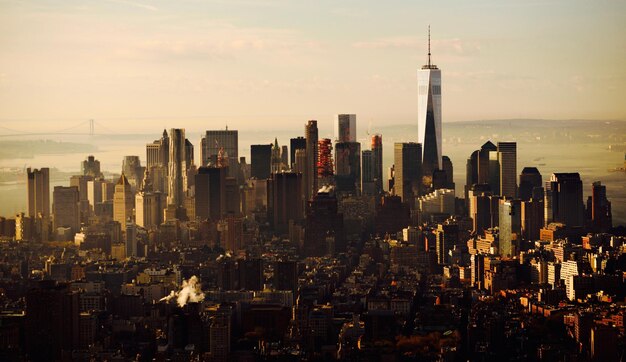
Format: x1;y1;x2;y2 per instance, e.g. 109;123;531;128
0;119;119;137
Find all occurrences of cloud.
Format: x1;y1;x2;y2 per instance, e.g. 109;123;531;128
352;36;481;56
105;0;158;12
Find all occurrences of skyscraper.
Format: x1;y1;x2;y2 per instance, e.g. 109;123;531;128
497;142;517;198
195;166;226;221
519;167;542;201
548;173;584;227
335;141;361;195
146;129;169;169
268;172;304;233
250;144;272;179
305;120;319;201
393;142;422;204
113;174;134;226
290;136;307;169
417;28;442;177
334;114;357;143
361;150;375;195
52;186;80;237
589;181;612;232
371;134;383;194
167;128;187;207
27;167;50;218
81;155;102;178
202;128;238;168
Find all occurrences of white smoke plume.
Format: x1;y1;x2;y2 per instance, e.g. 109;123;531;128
159;275;205;307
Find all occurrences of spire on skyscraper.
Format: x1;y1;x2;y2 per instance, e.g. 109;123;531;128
428;25;431;68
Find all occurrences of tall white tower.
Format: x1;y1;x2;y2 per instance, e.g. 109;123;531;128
417;26;442;177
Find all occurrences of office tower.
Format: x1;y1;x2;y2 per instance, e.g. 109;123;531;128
388;165;395;193
125;222;137;258
371;134;383;194
417;28;442;177
334;114;357;142
465;150;479;207
304;186;345;256
81;155;102;178
185;139;194;170
393;142;422;204
589;181;612;232
305;120;319;201
290;137;307;169
317;138;333;180
113;174;134;226
548;173;585;227
335;141;361;195
101;180;115;202
271;138;283;173
417;189;455;224
239;258;263;290
294;148;307;174
497;142;517;198
70;174;93;223
27;167;50;218
195;166;226;221
499;199;521;258
268;172;303;233
15;212;33;241
122;156;145;191
135;173;162;230
87;179;103;211
361;150;375;195
435;223;459;264
521;198;544;241
224;177;240;215
251;144;272;179
69;175;91;202
221;215;243;251
201;128;238;167
468;184;500;234
146;129;169;169
477;141;497;185
52;186;80;238
168;128;187;207
519;167;542;201
281;145;288;168
441;155;454;189
25;281;79;361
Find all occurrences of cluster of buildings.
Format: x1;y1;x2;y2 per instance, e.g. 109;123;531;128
0;38;624;361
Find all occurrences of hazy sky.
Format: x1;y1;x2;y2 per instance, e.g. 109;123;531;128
0;0;625;132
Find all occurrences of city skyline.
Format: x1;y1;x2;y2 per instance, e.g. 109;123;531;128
1;0;625;132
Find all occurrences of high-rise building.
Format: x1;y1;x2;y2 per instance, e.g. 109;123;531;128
87;179;103;212
167;128;187;207
290;137;307;169
113;174;134;226
441;155;454;190
521;198;544;241
135;173;163;230
251;144;272;180
268;172;304;233
304;186;345;257
393;142;422;204
548;173;585;227
317;138;333;181
334;114;357;143
519;167;542;201
497;142;517;198
81;155;102;178
589;181;612;232
52;186;80;238
417;28;442;177
27;167;50;218
499;199;521;258
335;141;361;195
371;134;383;194
195;166;227;221
361;150;375;195
435;223;459;265
146;129;169;169
201;128;238;168
122;156;145;191
305;120;319;202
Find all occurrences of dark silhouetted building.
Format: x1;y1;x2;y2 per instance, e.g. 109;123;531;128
304;187;345;256
547;173;584;228
588;181;612;232
394;142;422;204
268;172;303;234
519;167;542;201
497;142;517;198
195;166;226;221
290;136;306;169
251;144;272;180
374;195;411;236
